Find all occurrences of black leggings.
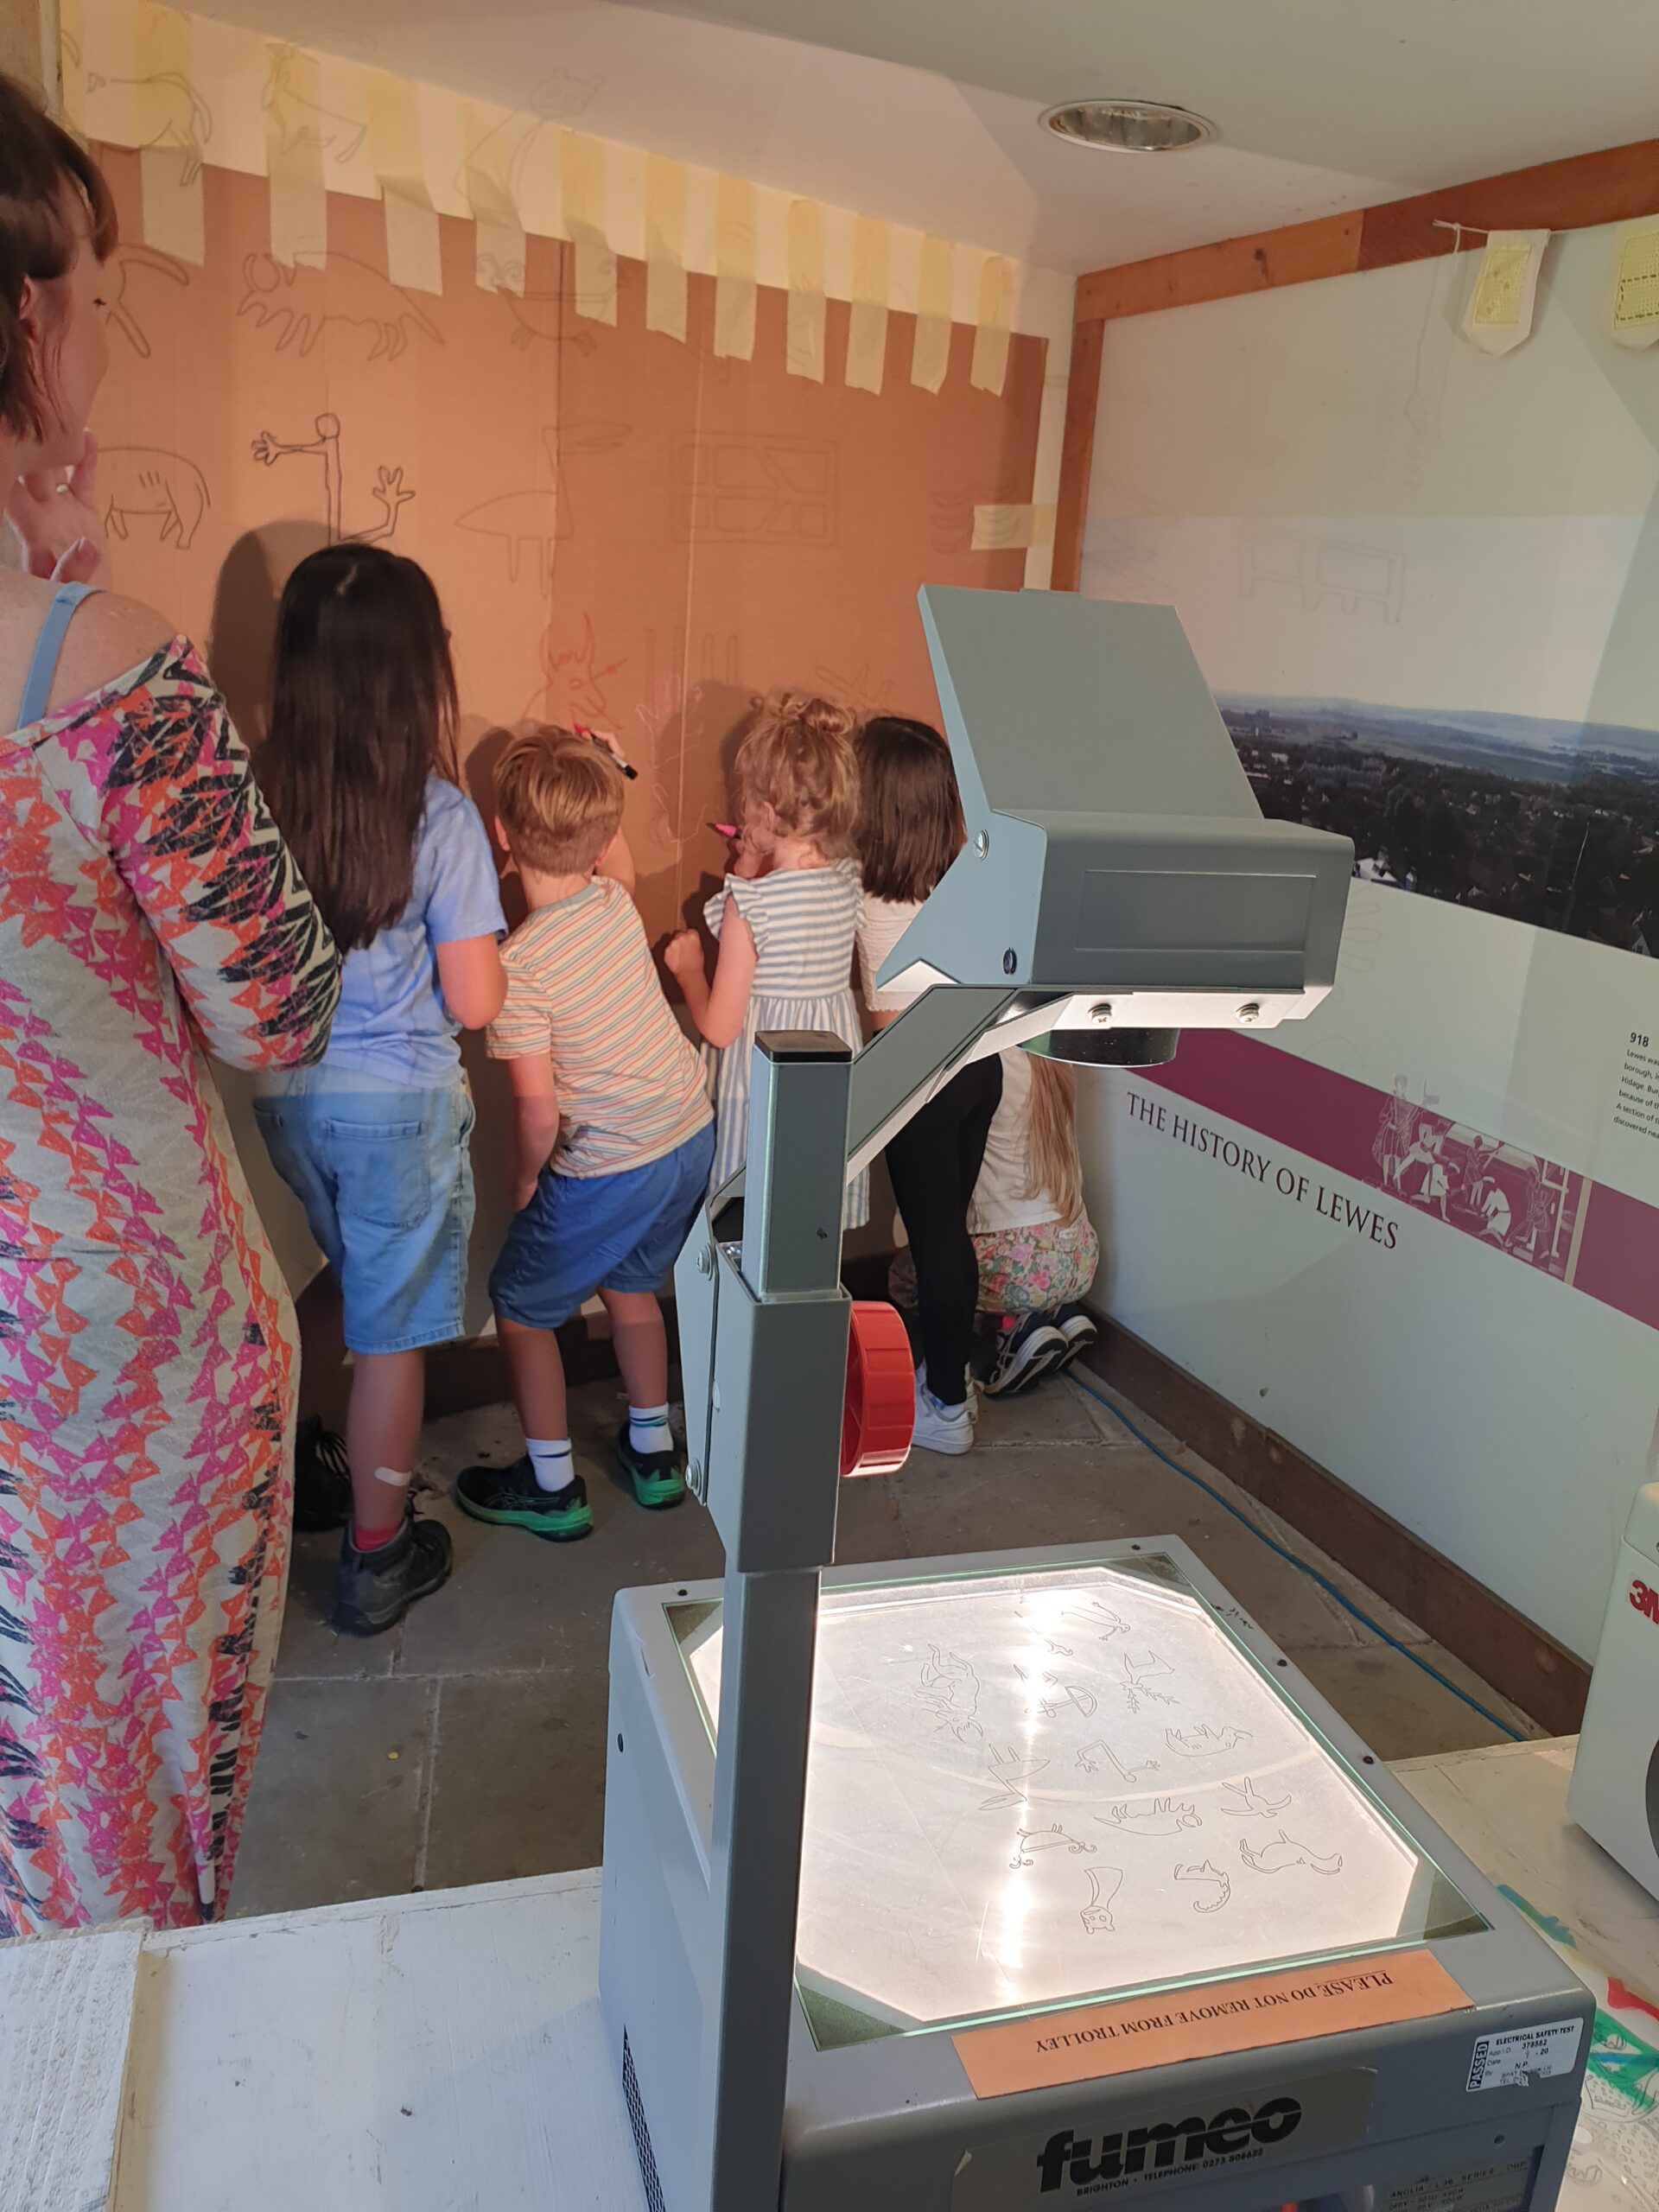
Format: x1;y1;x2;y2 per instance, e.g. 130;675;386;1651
883;1056;1002;1408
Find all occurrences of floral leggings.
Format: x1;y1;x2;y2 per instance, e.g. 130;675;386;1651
889;1212;1099;1319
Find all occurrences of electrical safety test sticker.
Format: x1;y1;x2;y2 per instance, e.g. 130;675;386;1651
1465;2018;1584;2092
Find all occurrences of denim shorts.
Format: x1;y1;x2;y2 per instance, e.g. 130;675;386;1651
253;1077;477;1355
490;1122;715;1332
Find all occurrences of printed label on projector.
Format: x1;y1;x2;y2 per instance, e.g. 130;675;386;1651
1382;2153;1536;2212
1465;2017;1583;2092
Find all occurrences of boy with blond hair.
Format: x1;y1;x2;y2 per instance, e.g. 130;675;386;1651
457;727;714;1537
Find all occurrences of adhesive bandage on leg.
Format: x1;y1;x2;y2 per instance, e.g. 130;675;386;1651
372;1466;415;1488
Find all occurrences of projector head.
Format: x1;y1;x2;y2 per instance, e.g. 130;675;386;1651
880;588;1353;1050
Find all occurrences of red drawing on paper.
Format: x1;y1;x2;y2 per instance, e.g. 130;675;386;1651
524;613;626;730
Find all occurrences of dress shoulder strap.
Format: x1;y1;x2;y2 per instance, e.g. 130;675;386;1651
16;581;99;731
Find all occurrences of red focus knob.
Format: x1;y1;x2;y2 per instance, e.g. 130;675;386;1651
841;1301;914;1478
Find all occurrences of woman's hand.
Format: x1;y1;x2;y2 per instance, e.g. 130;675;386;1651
4;433;111;587
663;928;704;982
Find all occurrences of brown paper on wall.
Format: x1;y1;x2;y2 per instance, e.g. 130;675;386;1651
463;101;526;296
134;7;205;264
561;130;617;325
60;0;87;136
911;233;953;394
785;197;826;381
970;253;1015;397
365;70;441;295
846;213;889;395
264;41;327;266
84;150;1048;1293
645;154;688;341
714;173;757;361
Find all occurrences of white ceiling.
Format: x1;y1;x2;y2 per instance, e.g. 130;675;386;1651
193;0;1659;270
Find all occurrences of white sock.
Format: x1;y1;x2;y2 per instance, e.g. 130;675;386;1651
526;1437;575;1493
628;1402;672;1459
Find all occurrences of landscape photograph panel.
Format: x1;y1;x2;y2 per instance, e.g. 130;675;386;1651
1220;694;1659;957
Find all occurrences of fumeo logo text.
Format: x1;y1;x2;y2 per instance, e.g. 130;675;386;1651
1630;1579;1659;1625
1038;2097;1303;2190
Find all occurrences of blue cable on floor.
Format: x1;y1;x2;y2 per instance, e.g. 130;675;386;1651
1066;1370;1528;1745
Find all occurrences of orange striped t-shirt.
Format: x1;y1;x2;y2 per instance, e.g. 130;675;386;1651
487;877;712;1179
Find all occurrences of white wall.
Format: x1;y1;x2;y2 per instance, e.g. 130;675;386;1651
1079;218;1659;1661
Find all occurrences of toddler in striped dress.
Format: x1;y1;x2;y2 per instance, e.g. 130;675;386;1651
664;691;870;1229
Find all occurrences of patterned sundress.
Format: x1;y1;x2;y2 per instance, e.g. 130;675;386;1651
702;859;869;1230
0;593;339;1934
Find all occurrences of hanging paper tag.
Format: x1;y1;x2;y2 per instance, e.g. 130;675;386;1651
1610;220;1659;349
1460;229;1549;356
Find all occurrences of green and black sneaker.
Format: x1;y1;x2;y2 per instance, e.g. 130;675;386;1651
455;1455;594;1541
615;1422;686;1510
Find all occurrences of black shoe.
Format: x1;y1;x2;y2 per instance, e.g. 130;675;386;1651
455;1455;595;1541
332;1503;454;1635
294;1414;352;1532
983;1313;1070;1399
1052;1304;1100;1375
614;1423;686;1510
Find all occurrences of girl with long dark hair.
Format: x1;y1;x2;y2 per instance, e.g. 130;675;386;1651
855;716;1001;1455
253;544;506;1634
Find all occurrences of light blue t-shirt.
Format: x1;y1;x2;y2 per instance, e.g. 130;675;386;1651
318;779;506;1085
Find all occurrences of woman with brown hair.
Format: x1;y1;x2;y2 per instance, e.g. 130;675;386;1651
855;715;1001;1455
0;74;340;1930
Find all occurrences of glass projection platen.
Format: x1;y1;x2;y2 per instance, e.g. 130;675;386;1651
672;1558;1481;2045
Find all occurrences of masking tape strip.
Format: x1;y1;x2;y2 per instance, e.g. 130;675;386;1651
133;5;205;263
845;212;888;394
970;252;1015;396
971;502;1055;552
561;130;617;325
462;99;525;295
82;0;140;149
365;69;442;295
714;173;757;360
264;41;327;265
911;232;953;393
784;197;825;381
645;154;687;340
59;0;87;137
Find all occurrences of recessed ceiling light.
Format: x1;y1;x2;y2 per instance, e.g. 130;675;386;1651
1039;99;1217;153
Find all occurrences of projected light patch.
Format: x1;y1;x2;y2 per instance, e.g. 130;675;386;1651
680;1562;1445;2035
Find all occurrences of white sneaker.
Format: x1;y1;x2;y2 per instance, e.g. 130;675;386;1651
911;1371;975;1457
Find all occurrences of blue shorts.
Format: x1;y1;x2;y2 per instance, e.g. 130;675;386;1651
490;1122;715;1331
252;1077;477;1356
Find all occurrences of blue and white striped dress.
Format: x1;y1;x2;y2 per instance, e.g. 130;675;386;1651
702;857;869;1229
